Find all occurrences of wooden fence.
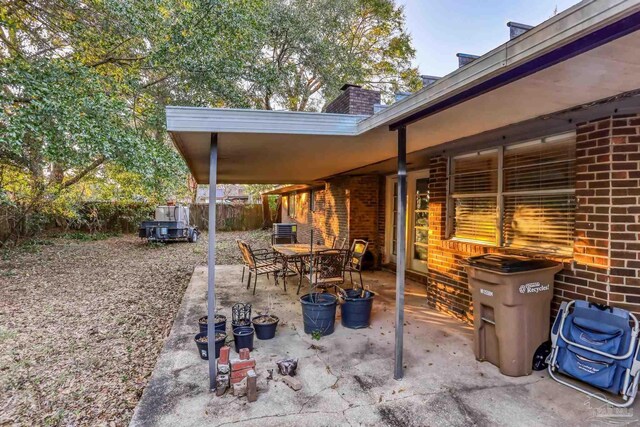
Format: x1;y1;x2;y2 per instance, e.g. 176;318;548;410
0;203;264;242
190;203;264;231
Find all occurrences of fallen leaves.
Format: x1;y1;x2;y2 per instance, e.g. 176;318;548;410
0;230;268;426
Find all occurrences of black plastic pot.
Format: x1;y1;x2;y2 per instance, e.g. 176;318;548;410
252;315;279;340
233;326;255;352
198;315;227;334
231;319;251;329
300;293;337;336
194;331;227;360
340;289;375;329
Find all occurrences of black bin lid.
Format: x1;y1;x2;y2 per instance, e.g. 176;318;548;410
466;254;558;273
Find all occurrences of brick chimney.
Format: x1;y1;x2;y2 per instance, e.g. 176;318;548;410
507;21;533;39
325;84;381;115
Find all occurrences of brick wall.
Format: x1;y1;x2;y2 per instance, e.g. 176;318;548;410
567;114;640;313
281;184;348;246
426;156;479;321
280;176;382;264
325;85;381;116
348;176;381;264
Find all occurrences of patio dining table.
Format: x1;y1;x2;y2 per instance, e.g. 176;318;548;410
272;243;330;291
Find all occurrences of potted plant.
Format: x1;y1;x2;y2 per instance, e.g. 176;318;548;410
232;326;255;352
338;286;375;329
198;314;227;334
299;292;338;336
252;297;279;340
194;331;227;360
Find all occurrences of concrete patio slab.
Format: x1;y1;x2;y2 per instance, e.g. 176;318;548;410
130;266;639;427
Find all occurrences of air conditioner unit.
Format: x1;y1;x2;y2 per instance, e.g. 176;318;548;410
272;223;297;244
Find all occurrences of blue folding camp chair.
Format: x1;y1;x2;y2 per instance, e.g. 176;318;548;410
548;300;640;407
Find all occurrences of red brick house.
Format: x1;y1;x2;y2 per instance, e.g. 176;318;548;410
167;0;640;385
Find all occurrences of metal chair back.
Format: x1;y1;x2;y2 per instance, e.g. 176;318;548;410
237;240;256;268
333;237;347;250
348;239;369;272
311;249;348;286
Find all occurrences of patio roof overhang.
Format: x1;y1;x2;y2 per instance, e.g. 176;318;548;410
261;183;325;196
167;0;640;185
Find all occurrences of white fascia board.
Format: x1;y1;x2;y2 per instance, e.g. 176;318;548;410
166;106;365;136
167;0;639;139
356;0;640;133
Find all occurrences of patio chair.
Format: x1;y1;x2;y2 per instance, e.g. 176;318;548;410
299;249;348;295
547;300;640;408
333;237;347;250
237;240;284;295
344;239;368;286
236;239;273;286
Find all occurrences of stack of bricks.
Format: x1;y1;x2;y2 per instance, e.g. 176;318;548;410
215;346;231;396
231;348;256;384
215;346;257;401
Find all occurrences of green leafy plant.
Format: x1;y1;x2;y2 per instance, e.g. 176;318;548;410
311;330;323;341
1;0;419;245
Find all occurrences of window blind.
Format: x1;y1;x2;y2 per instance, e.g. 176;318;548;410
453;197;497;243
453;152;498;194
447;132;576;253
503;194;576;254
451;151;498;243
502;135;576;253
504;136;576;192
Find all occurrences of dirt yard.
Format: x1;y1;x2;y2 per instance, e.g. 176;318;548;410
0;229;269;426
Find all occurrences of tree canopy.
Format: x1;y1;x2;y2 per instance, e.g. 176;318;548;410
1;0;419;240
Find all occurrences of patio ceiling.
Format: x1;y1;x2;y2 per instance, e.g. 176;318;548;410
167;0;640;184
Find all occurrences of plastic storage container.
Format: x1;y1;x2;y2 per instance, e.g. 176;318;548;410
465;254;562;376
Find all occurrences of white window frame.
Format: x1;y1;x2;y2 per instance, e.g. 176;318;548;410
446;131;576;251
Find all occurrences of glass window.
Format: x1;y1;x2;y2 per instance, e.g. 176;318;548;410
288;193;296;218
450;150;498;243
502;134;576;254
448;132;576;254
